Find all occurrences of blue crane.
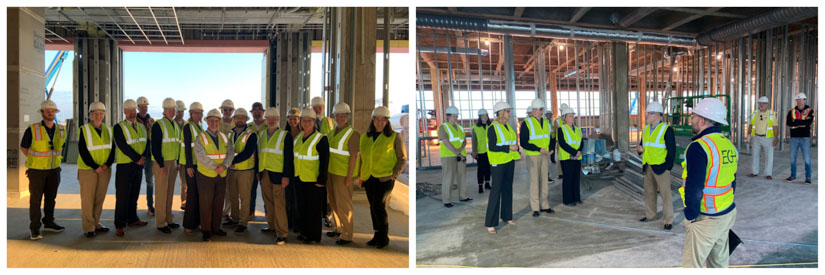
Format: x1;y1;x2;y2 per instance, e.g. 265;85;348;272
44;50;69;100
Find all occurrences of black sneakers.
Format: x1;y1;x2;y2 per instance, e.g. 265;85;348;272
275;237;287;245
85;232;96;238
235;226;247;233
532;211;540;217
43;223;65;232
335;239;352;245
94;226;110;233
157;226;172;233
30;230;43;240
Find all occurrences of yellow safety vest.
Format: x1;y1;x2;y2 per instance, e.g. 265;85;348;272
642;122;669;165
439;122;466;157
294;131;323;182
318;116;335;136
196;131;229;178
151;117;181;162
115;120;147;164
472;124;489;154
678;133;737;215
247;121;266;134
178;121;203;166
524;116;550;156
258;128;287;173
750;110;775;138
329;125;360;177
359;132;398;181
25;122;66;170
231;128;256;170
77;123;112;170
558;124;582;161
488;121;520;165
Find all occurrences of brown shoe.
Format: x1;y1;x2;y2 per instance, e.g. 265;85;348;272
765;176;772;180
116;228;125;237
747;173;758;177
130;220;149;226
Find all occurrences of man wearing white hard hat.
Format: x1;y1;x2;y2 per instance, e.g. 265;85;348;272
679;98;738;268
439;106;470;207
471;108;492;193
294;107;331;244
247;102;267;217
258;106;293;245
20;100;67;240
151;97;182;233
181;102;205;233
785;93;814;184
747;96;778;180
484;101;521;234
636;101;676;230
310;96;335;227
113;99;151;237
225;108;258;232
174;100;188;210
521;99;555;217
194;109;235;241
326;102;360;245
77;101;115;238
218;99;236;222
135;96;155;216
558;106;583;206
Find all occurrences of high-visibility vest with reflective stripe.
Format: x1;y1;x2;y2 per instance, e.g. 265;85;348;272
319;116;335;136
294;131;323;182
750;110;775;138
115;120;148;164
258;128;287;173
151;117;181;162
558;124;582;161
25;122;66;169
178;121;203;166
642;122;669;165
247;122;266;135
329;126;360;177
488;121;520;165
231;128;256;170
196;132;229;178
439;123;466;157
77;123;113;170
472;124;489;154
677;133;737;215
791;107;812;120
359;132;398;181
524;117;550;156
550;117;561;139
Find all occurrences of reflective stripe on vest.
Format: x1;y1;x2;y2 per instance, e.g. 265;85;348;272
295;131;323;181
83;124;113;151
642;122;668;165
115;121;148;164
25;122;65;169
77;123;112;170
750;110;775;138
258;129;286;173
558;124;582;161
678;134;737;215
440;123;466;157
329;126;360;176
231;129;256;170
488;121;519;166
179;122;203;165
525;117;550;155
152;118;181;161
197;132;228;177
329;127;354;156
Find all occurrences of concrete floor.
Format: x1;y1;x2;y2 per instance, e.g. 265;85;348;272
416;145;818;268
7;164;408;268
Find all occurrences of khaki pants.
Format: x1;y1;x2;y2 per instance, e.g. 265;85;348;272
527;154;550;211
178;166;188;208
263;171;289;237
228;169;255;226
751;136;774;176
78;169;111;233
644;167;674;224
327;174;354;241
153;161;178;227
683;208;737;268
441;156;467;204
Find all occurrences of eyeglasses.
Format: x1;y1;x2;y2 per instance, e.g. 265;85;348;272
222;108;234;112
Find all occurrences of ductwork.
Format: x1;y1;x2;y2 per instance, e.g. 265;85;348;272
697;7;817;46
417;46;489;56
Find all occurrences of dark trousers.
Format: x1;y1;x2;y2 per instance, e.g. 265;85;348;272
250;176;259;216
298;181;323;241
143;161;154;212
561;160;582;204
197;172;226;233
115;163;143;228
322;185;331;218
26;168;61;231
485;161;514;227
364;176;395;240
182;169;200;230
477;153;491;184
286;176;301;231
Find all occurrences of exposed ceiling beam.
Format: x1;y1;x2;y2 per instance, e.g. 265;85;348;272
125;7;151;44
659;7;747;19
76;7;118;41
45;27;70;43
172;7;184;45
569;8;591;23
514;8;525;18
148;7;168;45
448;7;457;13
551;46;587;74
617;8;658;28
106;9;134;44
663;7;724;31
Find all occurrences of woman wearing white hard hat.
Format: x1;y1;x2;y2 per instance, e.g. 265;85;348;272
558;106;583;206
77;101;114;238
359;106;407;248
112;99;151;237
182;102;205;233
747;96;778;180
439;106;470;207
484;101;521;234
293;107;331;244
283;107;303;233
786;92;814;184
471;108;492;193
193;109;235;241
326;102;360;245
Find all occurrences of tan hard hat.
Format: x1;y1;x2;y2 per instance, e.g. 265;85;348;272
206;108;221;119
221;99;235;109
311;96;324;107
89;101;106;112
123;99;137;110
136;96;149;106
332;102;351;114
39;100;60;112
162;98;176;109
189;102;204;112
233;108;249;119
301;108;317;119
372;106;391;117
264;107;280;118
175;100;187;111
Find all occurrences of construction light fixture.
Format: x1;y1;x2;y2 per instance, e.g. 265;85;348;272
673;67;679;72
717;54;723;60
485;40;490;46
560;45;565;50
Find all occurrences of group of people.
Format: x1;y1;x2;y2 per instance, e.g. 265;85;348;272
21;96;406;248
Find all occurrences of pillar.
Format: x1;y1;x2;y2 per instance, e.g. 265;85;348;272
612;42;630;153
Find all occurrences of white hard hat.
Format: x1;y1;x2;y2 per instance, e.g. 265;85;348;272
445;106;459;115
795;93;807;100
332;102;351;114
560;103;569;110
39;100;60;112
311;96;324;107
693;98;728;125
561;107;576;116
221;99;235;109
301;108;317;119
372;106;391;117
206;109;221;119
545;108;553;114
89;101;106;112
162;98;176;109
175;100;187;111
646;101;664;113
136;96;149;106
123;99;137;110
758;96;770;103
264;107;280;118
233;108;249;119
493;101;512;113
189;102;204;112
478;109;488;116
529;98;546;110
287;107;301;117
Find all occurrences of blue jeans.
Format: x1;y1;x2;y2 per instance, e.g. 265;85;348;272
143;161;154;211
789;137;812;180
